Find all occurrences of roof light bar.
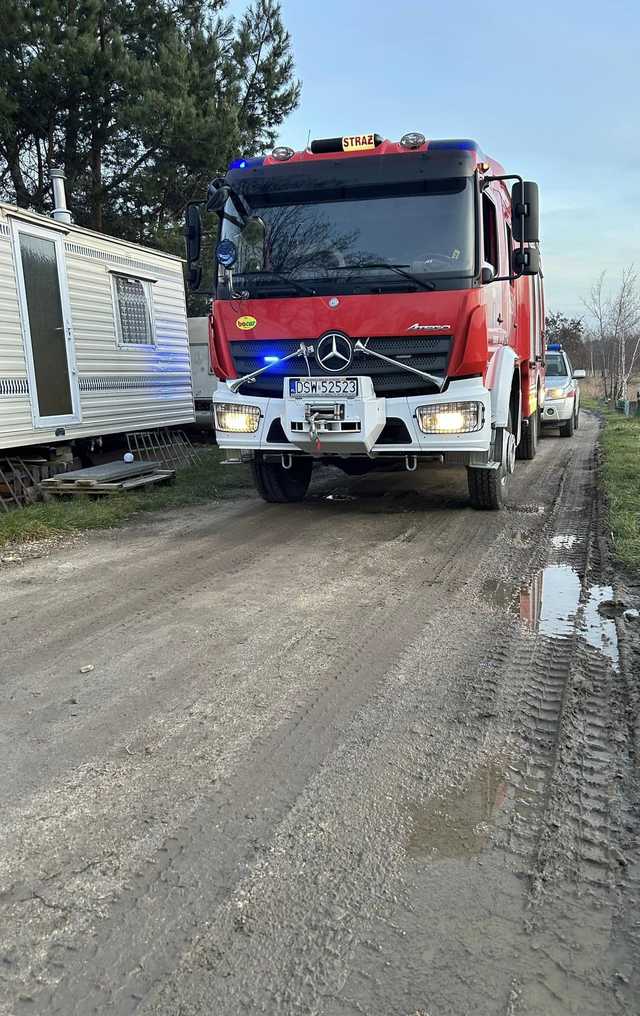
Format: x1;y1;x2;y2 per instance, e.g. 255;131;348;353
427;139;480;152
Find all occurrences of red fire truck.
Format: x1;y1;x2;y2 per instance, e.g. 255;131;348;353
185;132;545;509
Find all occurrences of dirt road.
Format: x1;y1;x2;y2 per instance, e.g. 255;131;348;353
1;412;639;1016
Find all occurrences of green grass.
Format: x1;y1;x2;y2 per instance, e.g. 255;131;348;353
584;398;640;571
0;447;252;549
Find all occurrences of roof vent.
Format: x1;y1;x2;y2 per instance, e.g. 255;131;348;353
50;168;72;224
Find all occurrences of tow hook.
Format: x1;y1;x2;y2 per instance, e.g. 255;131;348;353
281;453;293;470
405;455;417;472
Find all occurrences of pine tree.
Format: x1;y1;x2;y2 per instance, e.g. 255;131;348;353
0;0;300;245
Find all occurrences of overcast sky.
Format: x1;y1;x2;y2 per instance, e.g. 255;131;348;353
237;0;639;319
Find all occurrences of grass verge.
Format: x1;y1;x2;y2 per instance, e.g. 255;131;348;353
584;398;640;571
0;447;252;550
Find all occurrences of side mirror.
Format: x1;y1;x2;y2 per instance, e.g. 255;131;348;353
184;203;202;264
513;247;540;276
512;181;539;243
573;369;586;379
207;179;231;213
480;263;495;284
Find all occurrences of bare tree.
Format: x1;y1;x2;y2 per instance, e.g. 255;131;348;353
583;267;640;401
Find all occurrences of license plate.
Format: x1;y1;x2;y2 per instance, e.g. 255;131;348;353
288;377;358;398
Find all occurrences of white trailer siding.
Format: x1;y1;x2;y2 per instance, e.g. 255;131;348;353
0;204;194;450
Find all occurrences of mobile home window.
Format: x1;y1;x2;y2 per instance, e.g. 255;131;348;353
112;275;155;346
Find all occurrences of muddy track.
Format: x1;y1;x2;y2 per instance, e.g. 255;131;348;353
1;412;638;1016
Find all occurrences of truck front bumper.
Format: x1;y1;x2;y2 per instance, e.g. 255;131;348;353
213;376;493;463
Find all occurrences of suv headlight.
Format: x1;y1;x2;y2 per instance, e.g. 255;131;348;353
214;402;261;433
416;401;484;434
545;386;568;400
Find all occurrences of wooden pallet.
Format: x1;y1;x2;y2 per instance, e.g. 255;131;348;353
40;460;175;496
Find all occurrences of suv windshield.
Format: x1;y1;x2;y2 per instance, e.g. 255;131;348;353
546;353;568;377
219;177;474;297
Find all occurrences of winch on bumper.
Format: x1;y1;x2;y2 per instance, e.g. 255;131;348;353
213;376;494;465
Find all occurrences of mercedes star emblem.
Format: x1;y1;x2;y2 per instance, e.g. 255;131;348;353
315;332;353;373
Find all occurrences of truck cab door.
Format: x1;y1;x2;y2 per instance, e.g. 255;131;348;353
501;219;516;345
481;190;507;347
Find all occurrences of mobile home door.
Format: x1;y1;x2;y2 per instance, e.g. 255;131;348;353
11;220;80;427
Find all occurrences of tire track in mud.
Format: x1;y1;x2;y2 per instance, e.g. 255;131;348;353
475;426;638;1014
12;461;564;1015
310;415;637;1016
0;420;609;1016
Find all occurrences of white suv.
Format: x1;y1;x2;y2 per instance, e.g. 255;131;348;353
542;344;586;437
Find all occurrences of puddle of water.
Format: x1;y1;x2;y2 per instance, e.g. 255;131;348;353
583;584;620;669
551;533;578;550
519;566;620;669
519;565;581;635
407;763;508;861
539;565;582;637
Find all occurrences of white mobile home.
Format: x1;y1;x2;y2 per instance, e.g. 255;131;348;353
0;198;194;451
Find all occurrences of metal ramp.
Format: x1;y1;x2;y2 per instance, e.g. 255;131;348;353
0;458;38;512
126;428;201;468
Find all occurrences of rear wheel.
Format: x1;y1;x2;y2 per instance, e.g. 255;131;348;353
574;403;580;430
516;410;539;460
251;454;313;503
559;412;575;438
468;412;516;510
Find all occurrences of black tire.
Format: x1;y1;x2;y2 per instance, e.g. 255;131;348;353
467;412;515;510
559;412;575;438
516;410;539;460
467;464;506;510
574;403;580;430
251;454;313;503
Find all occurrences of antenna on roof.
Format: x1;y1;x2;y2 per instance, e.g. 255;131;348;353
306;128;311;151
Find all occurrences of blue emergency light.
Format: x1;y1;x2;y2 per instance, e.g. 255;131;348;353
428;139;480;151
263;356;280;363
228;156;265;170
547;343;562;351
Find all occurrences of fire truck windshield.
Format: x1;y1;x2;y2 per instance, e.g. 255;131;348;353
218;177;474;297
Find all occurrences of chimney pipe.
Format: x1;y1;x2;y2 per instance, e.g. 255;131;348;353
49;168;72;224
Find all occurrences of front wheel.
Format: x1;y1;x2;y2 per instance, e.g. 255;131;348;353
574;403;580;430
516;410;539;460
251;454;313;503
467;416;516;510
559;412;575;438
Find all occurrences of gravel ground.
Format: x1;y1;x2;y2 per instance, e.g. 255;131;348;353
0;411;638;1016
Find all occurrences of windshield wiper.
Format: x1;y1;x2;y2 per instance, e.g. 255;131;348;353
237;270;316;298
336;262;436;292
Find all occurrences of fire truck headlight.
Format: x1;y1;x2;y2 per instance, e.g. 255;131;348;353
416;401;484;434
214;403;261;433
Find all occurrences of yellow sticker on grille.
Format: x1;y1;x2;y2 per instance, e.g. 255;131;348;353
236;315;257;331
342;133;376;152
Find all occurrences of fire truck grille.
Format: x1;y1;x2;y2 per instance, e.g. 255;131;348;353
227;336;453;397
